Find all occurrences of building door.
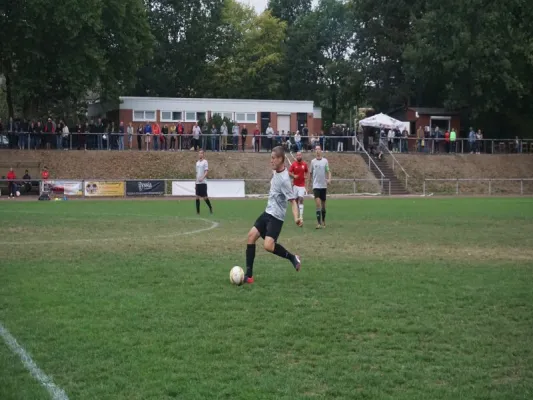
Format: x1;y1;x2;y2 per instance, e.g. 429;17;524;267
277;114;290;135
260;112;271;134
297;113;307;132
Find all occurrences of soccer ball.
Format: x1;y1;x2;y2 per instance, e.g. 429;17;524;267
229;266;244;286
15;191;20;197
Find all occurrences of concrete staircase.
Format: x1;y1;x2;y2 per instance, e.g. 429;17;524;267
359;153;409;195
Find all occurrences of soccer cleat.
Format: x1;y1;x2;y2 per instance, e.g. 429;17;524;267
243;276;254;284
322;222;326;228
292;255;301;272
316;224;322;229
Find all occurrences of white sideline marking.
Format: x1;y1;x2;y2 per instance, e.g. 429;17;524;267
0;322;69;400
0;210;220;245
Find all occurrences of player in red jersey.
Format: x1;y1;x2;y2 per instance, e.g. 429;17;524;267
288;151;309;222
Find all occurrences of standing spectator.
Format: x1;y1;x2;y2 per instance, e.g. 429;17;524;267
127;122;134;150
241;125;248;152
220;121;228;151
295;130;302;151
95;118;104;150
336;126;344;152
201;122;208;151
118;121;125;150
210;124;218;152
192;122;201;151
468;127;476;154
81;122;89;151
253;124;260;152
265;123;274;151
476;129;483;154
152;121;160;150
387;128;394;151
34;121;43;149
232;123;239;151
302;123;309;151
74;122;82;150
169;124;177;151
137;124;143;151
177;121;185;150
417;126;424;152
55;120;64;150
276;130;283;146
7;167;17;198
161;124;168;151
62;122;70;149
444;129;450;153
514;136;522;153
401;127;409;153
144;121;152;151
450;127;457;153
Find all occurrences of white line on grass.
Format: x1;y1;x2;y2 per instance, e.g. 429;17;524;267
0;322;69;400
0;210;220;246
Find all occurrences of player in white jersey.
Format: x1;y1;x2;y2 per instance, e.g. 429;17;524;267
310;145;331;229
195;150;213;214
243;146;302;284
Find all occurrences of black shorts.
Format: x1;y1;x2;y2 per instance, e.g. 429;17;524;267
254;212;284;241
195;183;208;197
313;188;327;202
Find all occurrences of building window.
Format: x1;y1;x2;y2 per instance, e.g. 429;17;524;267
133;110;156;121
185;112;198;122
197;112;206;122
212;111;234;121
161;111;183;122
235;112;256;123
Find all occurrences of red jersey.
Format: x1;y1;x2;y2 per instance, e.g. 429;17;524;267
289;161;308;187
41;170;49;180
7;171;16;180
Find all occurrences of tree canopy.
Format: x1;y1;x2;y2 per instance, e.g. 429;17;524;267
0;0;531;136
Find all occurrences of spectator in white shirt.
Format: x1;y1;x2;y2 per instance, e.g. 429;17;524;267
220;122;228;151
265;123;274;151
192;122;201;151
232;123;239;151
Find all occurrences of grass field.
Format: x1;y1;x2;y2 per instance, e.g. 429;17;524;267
1;198;533;400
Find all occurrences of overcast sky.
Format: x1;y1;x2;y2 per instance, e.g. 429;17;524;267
238;0;269;12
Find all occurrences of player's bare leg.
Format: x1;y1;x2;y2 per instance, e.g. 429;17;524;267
315;196;322;229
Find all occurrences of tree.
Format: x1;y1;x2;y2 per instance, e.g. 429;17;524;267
208;7;287;99
133;0;226;97
404;0;533;136
0;0;152;120
268;0;312;25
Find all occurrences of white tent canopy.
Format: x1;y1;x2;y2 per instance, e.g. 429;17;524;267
359;113;404;130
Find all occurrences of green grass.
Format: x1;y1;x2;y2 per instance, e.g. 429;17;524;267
1;198;533;400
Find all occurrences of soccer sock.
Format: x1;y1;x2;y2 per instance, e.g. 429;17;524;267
316;208;322;224
273;243;294;262
246;244;256;277
321;208;326;223
204;198;212;211
195;199;200;214
298;204;304;218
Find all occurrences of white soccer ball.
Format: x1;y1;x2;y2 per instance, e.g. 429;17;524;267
15;191;20;197
229;266;244;286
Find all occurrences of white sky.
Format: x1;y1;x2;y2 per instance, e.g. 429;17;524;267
238;0;269;12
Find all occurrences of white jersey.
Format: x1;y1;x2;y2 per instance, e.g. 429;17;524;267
196;159;208;184
265;168;295;221
311;157;329;189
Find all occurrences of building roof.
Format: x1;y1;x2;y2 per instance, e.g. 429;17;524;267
408;107;459;116
118;96;320;114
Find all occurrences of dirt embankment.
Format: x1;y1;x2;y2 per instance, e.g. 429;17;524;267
389;154;533;194
0;150;381;194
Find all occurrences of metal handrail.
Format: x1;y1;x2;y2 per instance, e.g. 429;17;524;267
353;136;386;189
423;178;533;196
380;138;410;188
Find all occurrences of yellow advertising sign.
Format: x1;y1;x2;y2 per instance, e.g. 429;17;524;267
84;181;124;197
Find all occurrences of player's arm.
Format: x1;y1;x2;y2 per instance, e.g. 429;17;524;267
284;180;303;226
326;162;331;184
200;162;209;182
288;163;296;179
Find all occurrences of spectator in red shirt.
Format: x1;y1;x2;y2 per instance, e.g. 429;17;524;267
152;122;161;150
444;130;450;153
7;167;17;198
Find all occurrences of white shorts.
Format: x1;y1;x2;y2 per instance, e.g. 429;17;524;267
293;185;307;198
